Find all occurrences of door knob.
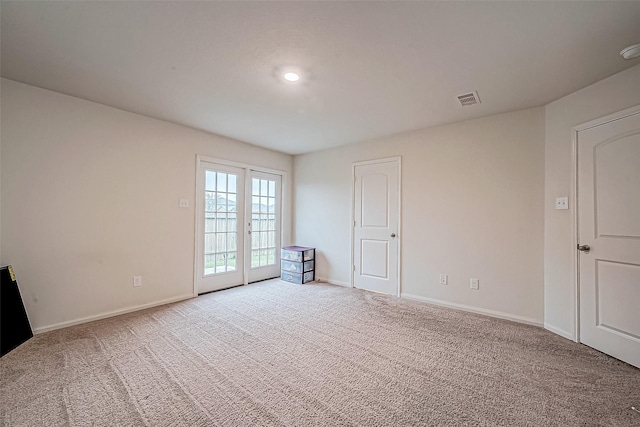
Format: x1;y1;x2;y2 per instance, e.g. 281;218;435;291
577;244;590;253
391;233;396;238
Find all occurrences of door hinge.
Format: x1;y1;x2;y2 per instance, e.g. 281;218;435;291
353;265;356;272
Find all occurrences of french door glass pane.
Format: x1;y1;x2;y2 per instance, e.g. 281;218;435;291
216;173;226;192
227;252;236;270
205;213;215;232
227;233;237;252
204;170;240;276
227;214;237;232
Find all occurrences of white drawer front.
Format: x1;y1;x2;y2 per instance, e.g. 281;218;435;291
281;260;303;273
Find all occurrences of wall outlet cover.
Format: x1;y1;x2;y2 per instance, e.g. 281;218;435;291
133;276;142;287
439;274;448;285
555;197;569;210
470;278;479;290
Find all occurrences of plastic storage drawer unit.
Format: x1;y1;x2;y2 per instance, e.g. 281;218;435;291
281;246;315;284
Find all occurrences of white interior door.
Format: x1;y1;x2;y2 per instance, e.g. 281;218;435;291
196;162;245;293
577;109;640;368
353;158;400;295
247;171;282;283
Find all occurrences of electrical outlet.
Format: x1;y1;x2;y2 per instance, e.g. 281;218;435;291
439;274;448;285
555;197;568;210
133;276;142;287
470;278;479;290
179;198;189;208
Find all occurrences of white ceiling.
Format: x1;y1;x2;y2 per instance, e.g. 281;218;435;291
2;1;640;155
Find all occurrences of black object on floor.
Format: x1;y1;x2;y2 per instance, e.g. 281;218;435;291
1;265;33;357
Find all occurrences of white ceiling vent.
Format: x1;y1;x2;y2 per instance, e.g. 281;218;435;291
457;91;481;106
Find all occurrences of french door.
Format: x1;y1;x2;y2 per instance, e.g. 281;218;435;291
247;171;282;283
196;163;245;293
196;159;281;294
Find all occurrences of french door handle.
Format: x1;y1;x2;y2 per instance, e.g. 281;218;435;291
577;244;590;253
390;233;397;238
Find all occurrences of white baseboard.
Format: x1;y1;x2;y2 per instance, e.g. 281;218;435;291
317;277;352;288
400;293;543;327
33;294;195;334
543;323;575;341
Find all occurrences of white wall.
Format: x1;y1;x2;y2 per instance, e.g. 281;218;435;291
0;79;293;332
543;64;640;339
294;107;545;324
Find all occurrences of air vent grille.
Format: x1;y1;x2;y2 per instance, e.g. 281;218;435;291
457;91;481;106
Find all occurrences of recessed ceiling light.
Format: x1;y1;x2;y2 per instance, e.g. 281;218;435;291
620;43;640;60
283;72;300;82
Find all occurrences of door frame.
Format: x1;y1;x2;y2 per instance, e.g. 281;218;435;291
350;156;402;297
571;104;640;343
194;154;288;296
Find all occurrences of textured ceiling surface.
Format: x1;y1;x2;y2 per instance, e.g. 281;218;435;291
2;1;640;154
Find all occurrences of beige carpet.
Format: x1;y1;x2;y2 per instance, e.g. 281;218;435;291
1;280;639;426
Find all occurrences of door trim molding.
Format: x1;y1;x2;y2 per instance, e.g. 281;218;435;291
571;104;640;343
350;156;402;297
194;155;288;296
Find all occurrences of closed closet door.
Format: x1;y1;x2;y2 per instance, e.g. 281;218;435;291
353;158;400;296
577;110;640;368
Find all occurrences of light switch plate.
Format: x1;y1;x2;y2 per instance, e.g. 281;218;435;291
555;197;568;210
